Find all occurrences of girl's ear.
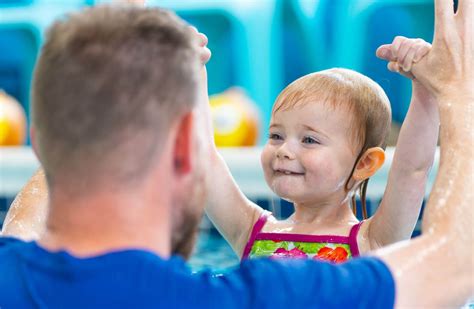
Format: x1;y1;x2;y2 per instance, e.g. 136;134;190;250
353;147;385;181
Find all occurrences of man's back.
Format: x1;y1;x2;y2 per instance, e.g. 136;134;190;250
0;237;394;308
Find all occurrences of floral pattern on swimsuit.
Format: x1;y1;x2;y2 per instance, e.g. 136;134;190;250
249;240;352;263
242;212;363;264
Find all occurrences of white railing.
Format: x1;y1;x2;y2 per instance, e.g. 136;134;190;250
0;146;439;199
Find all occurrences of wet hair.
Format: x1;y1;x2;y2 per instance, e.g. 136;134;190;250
32;5;200;192
272;68;392;219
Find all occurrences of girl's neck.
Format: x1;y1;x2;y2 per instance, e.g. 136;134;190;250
291;199;357;226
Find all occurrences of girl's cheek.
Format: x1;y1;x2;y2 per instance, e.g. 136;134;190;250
260;149;273;176
260;147;270;166
306;156;340;183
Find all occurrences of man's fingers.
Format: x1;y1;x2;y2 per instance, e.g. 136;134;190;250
458;0;473;18
458;0;474;36
434;0;455;34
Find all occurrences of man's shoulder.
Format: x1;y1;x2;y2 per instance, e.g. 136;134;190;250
0;236;28;254
0;237;33;276
0;236;25;245
235;256;395;308
0;240;395;308
0;237;35;304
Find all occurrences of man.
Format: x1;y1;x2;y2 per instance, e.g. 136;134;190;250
0;1;472;307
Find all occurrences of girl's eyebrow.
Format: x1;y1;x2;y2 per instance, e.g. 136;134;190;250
269;123;282;129
302;124;329;139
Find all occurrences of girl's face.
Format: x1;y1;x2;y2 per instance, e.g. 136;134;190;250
260;102;359;205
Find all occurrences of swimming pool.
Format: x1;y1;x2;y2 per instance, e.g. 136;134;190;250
189;229;239;273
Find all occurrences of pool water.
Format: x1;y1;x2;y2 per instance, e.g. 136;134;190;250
188;229;239;273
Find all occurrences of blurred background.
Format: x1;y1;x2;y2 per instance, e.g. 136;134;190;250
0;0;438;270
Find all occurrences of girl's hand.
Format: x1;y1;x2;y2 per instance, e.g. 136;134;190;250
376;36;431;80
189;26;211;65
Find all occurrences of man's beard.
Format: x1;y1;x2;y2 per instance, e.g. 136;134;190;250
170;173;206;260
171;213;200;260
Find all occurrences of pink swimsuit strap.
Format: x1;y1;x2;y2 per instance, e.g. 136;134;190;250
241;211;270;259
347;220;363;256
241;212;364;259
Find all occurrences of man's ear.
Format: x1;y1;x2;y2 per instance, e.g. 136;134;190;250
173;112;194;175
353;147;385;181
30;126;40;160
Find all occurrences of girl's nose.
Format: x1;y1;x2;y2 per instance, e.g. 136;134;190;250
276;143;295;160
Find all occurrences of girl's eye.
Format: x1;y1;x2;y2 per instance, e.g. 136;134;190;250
269;133;283;140
302;136;320;144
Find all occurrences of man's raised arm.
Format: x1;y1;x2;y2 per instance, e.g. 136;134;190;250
376;0;473;307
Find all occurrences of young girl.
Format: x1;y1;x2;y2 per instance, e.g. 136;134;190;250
204;36;439;262
3;35;437;264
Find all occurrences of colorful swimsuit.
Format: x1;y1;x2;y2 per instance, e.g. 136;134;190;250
242;212;363;263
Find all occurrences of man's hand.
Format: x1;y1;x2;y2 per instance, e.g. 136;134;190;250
410;0;472;100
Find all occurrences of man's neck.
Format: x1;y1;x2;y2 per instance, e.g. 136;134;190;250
38;189;172;259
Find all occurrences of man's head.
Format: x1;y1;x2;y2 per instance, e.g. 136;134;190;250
31;5;207;258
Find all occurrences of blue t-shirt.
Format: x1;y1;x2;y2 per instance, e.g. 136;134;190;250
0;237;395;308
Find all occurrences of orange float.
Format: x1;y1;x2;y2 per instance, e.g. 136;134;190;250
0;90;27;146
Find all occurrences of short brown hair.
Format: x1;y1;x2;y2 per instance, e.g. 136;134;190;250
273;68;392;217
32;5;200;191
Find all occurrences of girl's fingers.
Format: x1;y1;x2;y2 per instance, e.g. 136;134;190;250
388;61;415;80
189;26;198;34
401;41;430;71
401;47;417;71
397;38;413;69
200;47;211;64
381;37;431;81
387;61;400;73
188;26;208;47
197;32;208;47
376;44;395;61
188;26;210;63
390;36;407;61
